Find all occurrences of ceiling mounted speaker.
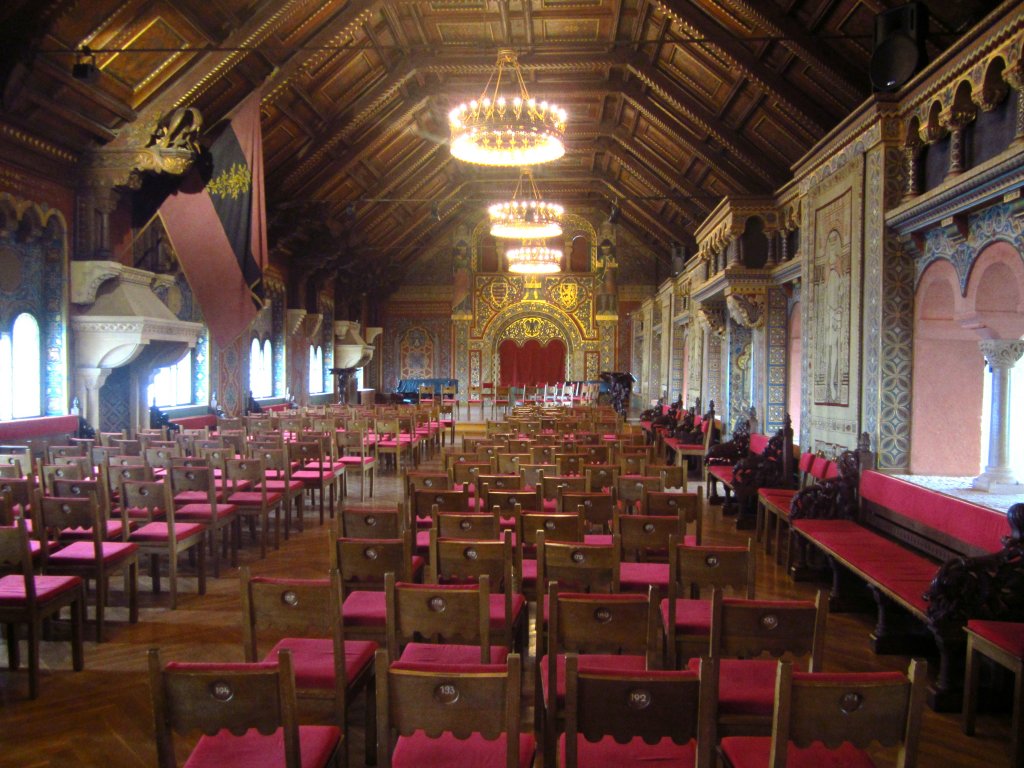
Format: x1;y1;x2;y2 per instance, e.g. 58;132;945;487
869;3;928;93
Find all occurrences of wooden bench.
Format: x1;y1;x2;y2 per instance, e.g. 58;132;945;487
169;414;218;431
788;441;1016;711
703;413;794;529
0;415;81;459
758;451;837;562
662;402;719;470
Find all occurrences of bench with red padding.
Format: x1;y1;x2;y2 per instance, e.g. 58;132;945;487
757;453;838;562
706;432;773;497
0;415;80;457
170;414;218;431
791;466;1013;711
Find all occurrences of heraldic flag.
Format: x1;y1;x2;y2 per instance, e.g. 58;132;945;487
159;91;267;349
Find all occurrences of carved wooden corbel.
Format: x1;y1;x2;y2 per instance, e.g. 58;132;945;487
697;304;727;338
285;309;307;337
725;288;766;329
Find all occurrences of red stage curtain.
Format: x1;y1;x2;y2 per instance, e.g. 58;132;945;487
498;338;566;387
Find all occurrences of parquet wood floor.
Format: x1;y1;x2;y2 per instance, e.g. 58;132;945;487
0;444;1014;767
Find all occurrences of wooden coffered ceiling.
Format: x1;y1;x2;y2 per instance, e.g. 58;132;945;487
0;0;1001;296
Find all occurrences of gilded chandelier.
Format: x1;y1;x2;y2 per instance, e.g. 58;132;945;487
448;49;567;167
505;242;563;274
488;168;564;239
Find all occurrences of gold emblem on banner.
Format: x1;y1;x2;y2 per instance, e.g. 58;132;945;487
556;280;579;309
208;163;251;200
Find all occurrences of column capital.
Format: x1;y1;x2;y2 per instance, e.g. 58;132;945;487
979;339;1024;369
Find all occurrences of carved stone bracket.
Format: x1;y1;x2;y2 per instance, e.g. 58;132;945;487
725;288;766;329
697;304;727;338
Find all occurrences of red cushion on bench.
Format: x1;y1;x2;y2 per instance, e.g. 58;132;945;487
809;456;833;480
797;452;815;473
0;415;78;441
967;620;1024;657
749;433;770;455
859;472;1005;554
708;465;734;484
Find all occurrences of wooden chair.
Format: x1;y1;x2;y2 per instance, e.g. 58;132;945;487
374;418;415;475
696;590;828;753
492;385;512;418
224;457;284;559
647;462;688;490
341;503;403;538
643;488;704;544
333;529;419;644
466;384;485;420
618;453;647;477
168;464;239;578
32;490;139;642
720;658;925;768
375;649;528;768
385;571;500;665
250;445;305;536
148;648;342;768
241;567;376;767
555;452;587;476
541;584;659;766
496;452;531;475
664;538;755;669
563;653;711;768
617;475;663;514
291;439;341;526
515;511;585;599
963;620;1024;767
584;464;619;493
433;509;502;540
558;490;616;534
120;479;206;609
0;517;85;698
519;463;555;492
430;531;526;653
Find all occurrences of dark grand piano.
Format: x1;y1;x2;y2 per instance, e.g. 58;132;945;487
393;378;458;402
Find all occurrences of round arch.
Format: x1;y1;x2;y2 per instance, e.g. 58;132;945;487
484;301;584;384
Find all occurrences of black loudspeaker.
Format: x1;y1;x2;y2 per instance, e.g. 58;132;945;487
870;3;928;92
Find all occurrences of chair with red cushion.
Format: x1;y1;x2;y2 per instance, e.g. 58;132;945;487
333;530;421;644
241;567;377;767
0;517;85;698
168;464;239;578
121;479;206;609
695;590;828;751
225;457;285;560
614;510;682;593
583;464;619;494
964;619;1024;766
643;488;704;543
337;429;376;501
720;658;925;768
617;475;663;514
385;572;506;666
341;503;403;539
563;653;712;768
51;475;128;542
663;539;755;668
374;418;416;477
540;584;660;766
250;445;306;537
32;490;139;642
148;648;342;768
430;531;526;653
291;438;344;526
558;489;616;534
466;384;485;420
375;649;531;768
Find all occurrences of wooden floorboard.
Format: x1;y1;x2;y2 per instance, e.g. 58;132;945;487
0;445;1014;767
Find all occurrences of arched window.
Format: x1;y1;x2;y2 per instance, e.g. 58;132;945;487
0;313;42;419
249;337;273;399
148;351;193;407
309;345;324;394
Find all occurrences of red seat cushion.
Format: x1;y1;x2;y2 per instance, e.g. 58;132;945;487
719;736;876;767
265;637;377;690
490;593;527;630
130;521;205;542
176;503;237;521
339;456;375;466
708;465;735;484
540;653;647;702
398;643;510;666
391;732;535;768
619;561;670;591
174;490;222;505
342;590;386;626
60;519;129;540
0;573;81;605
659;598;711;635
186;725;341;768
559;734;696;767
48;540;138;566
227;490;285;507
967;619;1024;658
258;479;305;494
687;657;775;716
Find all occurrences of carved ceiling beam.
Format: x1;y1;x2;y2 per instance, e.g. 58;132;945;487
713;0;864;108
653;0;833;136
622;59;785;185
522;0;536;51
600;142;700;224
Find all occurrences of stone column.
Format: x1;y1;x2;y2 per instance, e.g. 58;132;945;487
973;339;1024;493
76;367;111;431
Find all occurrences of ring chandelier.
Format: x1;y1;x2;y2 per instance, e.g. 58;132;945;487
488;168;564;239
448;49;567;167
505;242;563;274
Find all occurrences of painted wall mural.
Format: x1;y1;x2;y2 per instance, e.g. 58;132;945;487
812;193;852;407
